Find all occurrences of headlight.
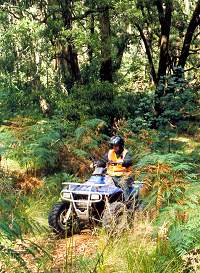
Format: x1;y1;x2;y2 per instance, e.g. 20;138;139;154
91;194;100;200
62;192;71;199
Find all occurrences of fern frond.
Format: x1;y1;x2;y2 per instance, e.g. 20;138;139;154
74;127;86;142
73;149;89;158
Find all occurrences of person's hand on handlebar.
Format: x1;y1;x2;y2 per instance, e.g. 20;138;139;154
108;160;123;165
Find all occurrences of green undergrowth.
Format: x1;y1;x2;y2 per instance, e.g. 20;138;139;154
0;116;199;272
70;129;200;273
72;216;184;273
0;170;79;272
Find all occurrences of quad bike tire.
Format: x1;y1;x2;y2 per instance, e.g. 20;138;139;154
48;202;80;237
102;201;129;234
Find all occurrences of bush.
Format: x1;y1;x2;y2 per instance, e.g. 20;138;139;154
0;117;75;172
156;73;200;130
67;81;116;123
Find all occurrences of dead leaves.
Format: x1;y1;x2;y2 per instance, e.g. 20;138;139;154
9;171;43;192
135;162;188;212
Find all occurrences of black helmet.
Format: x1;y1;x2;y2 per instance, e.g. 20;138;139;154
109;136;124;148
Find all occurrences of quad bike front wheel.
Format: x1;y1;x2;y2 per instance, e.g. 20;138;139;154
102;201;129;235
48;202;80;237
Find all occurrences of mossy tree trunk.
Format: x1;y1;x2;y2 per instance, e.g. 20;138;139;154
99;6;113;82
57;0;81;89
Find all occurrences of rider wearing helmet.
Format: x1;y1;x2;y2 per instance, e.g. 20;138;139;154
98;136;133;201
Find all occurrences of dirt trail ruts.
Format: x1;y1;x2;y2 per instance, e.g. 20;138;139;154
52;229;99;269
13;229;98;273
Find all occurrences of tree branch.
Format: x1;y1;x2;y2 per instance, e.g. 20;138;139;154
135;23;157;84
0;5;21;19
178;0;200;68
155;0;165;28
184;63;200;72
193;31;200;41
72;6;114;21
189;48;200;54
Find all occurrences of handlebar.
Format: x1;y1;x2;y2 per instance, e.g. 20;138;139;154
89;158;123;168
107;160;123;165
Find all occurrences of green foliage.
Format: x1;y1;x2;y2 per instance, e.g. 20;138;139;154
155;181;200;259
0;1;199;271
43;172;79;195
135;152;198;213
136;152;194;172
156;73;199;130
117;75;200;135
74;118;108;144
114;90;155;129
65;81;116;123
0;13;52;119
169;216;200;256
0;118;75;171
59;118;109;175
0;173;14;194
0;190;51;272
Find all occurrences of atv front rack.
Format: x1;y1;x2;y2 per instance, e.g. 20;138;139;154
61;182;106;203
61;182;109;221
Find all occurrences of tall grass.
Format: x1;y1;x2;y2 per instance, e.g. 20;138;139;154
72;212;184;273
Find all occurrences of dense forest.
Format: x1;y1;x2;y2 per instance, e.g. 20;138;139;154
0;0;200;272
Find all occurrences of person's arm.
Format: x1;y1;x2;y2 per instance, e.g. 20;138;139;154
122;151;133;167
96;153;108;167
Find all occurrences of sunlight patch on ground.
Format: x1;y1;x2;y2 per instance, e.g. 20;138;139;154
171;135;200;154
1;157;25;172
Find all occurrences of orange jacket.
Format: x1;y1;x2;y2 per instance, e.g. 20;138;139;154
107;149;132;177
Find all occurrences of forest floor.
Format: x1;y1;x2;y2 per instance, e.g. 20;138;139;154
51;229;99;272
1;131;200;272
20;211;153;273
16;229;99;273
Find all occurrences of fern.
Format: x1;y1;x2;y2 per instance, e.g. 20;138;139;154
155;179;200;260
135;152;198;212
58;118;109;176
82;118;107;130
73;148;89;158
169;214;200;256
74;127;86;142
137;153;193;170
74;118;107;144
0;118;74;171
0;189;52;271
0;127;17;157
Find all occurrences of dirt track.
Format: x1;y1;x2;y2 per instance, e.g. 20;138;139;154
51;229;99;271
14;229;99;273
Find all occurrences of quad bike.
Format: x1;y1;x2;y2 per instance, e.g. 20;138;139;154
48;163;143;237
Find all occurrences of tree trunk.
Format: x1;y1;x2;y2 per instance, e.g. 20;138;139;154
154;1;172;116
113;32;131;73
58;0;81;87
178;0;200;68
99;6;113;82
59;44;81;89
156;1;172;81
